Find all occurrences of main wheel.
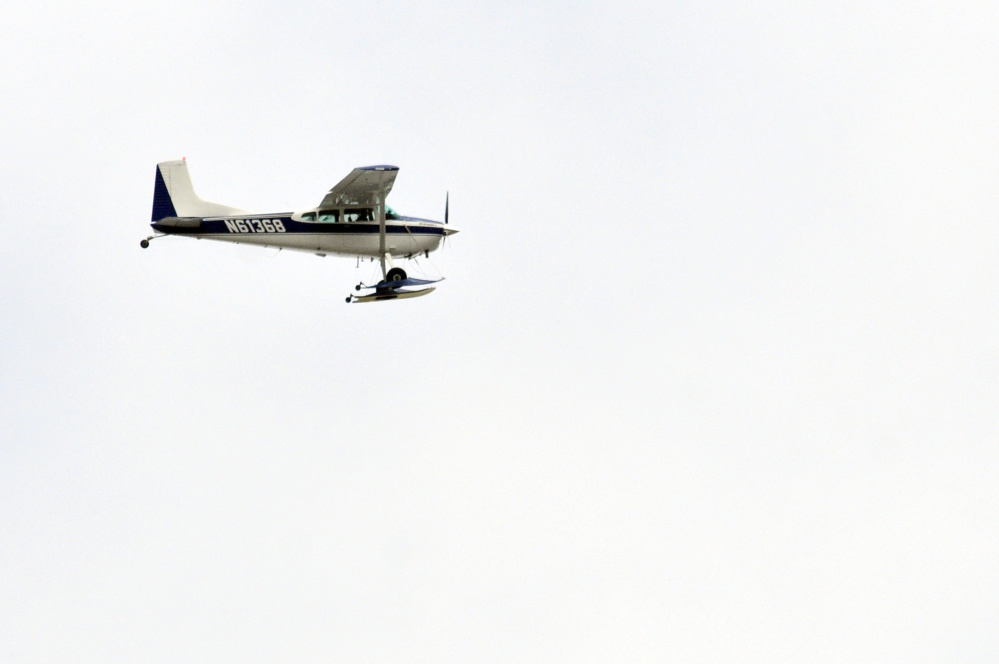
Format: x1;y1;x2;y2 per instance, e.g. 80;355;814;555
386;267;407;281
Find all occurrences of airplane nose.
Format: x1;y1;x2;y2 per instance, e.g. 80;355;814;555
444;226;459;236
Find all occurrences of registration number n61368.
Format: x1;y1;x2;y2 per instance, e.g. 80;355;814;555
223;218;286;233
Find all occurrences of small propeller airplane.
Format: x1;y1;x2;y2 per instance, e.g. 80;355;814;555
141;159;458;302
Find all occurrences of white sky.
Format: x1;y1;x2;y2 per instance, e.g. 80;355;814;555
1;1;997;662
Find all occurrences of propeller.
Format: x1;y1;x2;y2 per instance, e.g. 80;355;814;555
441;191;450;251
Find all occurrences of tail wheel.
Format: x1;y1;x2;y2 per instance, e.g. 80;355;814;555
386;267;407;281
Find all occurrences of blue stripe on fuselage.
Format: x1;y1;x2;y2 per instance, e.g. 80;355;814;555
151;216;445;236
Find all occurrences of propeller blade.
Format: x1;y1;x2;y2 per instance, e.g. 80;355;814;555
442;192;450;251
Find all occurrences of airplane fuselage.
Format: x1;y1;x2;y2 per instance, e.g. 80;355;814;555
151;213;449;258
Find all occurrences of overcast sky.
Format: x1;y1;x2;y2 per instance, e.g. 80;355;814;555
1;1;997;662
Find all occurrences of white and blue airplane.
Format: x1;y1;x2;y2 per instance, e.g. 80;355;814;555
142;159;458;302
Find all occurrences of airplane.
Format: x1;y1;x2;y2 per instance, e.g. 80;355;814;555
141;159;458;302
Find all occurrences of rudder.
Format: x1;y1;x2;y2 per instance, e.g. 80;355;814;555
151;165;178;221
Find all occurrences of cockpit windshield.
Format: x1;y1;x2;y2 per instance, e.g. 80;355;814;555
386;206;400;220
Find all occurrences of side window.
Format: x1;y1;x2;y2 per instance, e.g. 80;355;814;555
344;208;374;222
301;212;316;221
318;209;339;223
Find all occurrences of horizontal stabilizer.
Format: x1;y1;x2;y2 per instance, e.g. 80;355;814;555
152;217;202;228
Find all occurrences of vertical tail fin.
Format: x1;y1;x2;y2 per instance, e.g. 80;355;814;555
151;163;178;221
150;160;246;221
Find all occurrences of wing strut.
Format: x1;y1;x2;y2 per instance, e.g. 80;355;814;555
377;190;387;278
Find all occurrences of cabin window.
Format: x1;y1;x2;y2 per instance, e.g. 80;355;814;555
318;209;339;223
386;206;400;220
344;208;374;222
301;212;316;221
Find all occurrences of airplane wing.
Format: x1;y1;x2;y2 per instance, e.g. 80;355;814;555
319;165;399;208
